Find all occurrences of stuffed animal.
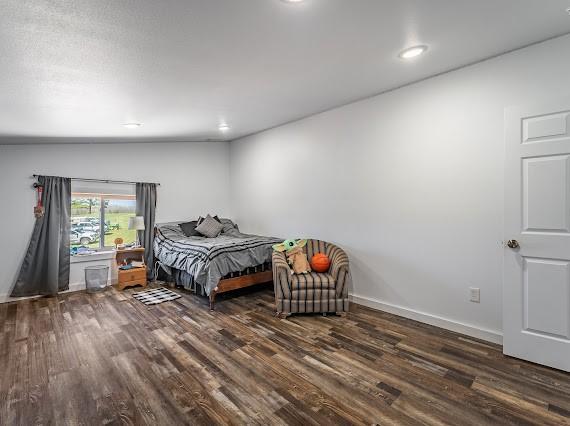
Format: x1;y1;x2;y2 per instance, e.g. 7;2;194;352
273;239;312;274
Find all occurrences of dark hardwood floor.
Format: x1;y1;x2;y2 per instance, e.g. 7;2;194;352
1;283;570;425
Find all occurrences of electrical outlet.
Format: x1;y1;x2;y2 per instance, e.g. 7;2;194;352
469;287;480;303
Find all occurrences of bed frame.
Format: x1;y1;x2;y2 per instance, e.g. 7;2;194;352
208;270;273;311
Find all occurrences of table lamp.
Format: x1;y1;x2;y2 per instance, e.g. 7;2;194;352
128;216;145;248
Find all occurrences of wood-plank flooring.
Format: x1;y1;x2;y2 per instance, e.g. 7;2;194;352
1;283;570;425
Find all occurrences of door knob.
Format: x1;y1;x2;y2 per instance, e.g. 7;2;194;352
507;240;520;249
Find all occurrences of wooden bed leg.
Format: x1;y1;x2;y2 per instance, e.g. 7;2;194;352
209;287;218;311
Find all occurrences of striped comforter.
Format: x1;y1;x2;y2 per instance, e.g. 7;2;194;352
154;222;281;296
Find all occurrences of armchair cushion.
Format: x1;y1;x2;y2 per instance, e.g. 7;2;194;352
291;272;335;291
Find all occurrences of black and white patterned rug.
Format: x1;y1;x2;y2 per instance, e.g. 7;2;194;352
133;287;181;305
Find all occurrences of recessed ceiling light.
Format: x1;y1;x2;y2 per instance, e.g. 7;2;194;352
281;0;305;3
566;7;570;15
122;123;142;129
398;45;428;60
219;124;230;132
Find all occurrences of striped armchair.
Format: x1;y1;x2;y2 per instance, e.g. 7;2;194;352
272;239;350;317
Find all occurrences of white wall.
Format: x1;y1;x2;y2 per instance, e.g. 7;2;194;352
230;34;570;343
0;141;231;298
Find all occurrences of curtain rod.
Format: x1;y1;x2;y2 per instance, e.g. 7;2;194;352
32;175;161;186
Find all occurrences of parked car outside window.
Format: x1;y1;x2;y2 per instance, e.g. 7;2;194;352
70;230;99;246
73;221;100;232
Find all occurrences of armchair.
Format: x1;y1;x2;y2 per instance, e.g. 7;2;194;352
272;239;350;317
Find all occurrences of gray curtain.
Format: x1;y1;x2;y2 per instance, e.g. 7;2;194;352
136;182;157;279
11;176;71;297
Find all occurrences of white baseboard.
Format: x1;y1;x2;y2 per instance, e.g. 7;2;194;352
349;294;503;345
68;282;87;292
0;292;44;304
0;293;12;304
0;281;117;304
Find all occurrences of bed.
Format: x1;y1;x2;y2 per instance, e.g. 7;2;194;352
154;219;282;309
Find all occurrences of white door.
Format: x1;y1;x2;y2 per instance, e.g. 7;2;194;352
504;98;570;371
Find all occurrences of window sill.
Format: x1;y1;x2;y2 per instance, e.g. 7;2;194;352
70;250;116;264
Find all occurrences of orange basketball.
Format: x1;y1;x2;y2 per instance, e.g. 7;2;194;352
311;253;331;273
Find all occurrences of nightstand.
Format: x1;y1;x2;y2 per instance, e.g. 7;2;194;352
116;248;148;291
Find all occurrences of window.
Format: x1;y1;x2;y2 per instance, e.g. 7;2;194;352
71;193;136;249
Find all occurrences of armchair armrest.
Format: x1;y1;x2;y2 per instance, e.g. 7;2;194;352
272;251;292;300
326;244;350;298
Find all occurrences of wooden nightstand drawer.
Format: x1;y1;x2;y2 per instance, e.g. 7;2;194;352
118;268;147;283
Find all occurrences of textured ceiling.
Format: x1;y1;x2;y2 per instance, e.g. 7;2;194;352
0;0;569;144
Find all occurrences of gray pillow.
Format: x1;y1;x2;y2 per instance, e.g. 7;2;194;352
197;215;237;233
195;214;224;238
219;219;238;233
197;215;221;226
179;221;200;237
